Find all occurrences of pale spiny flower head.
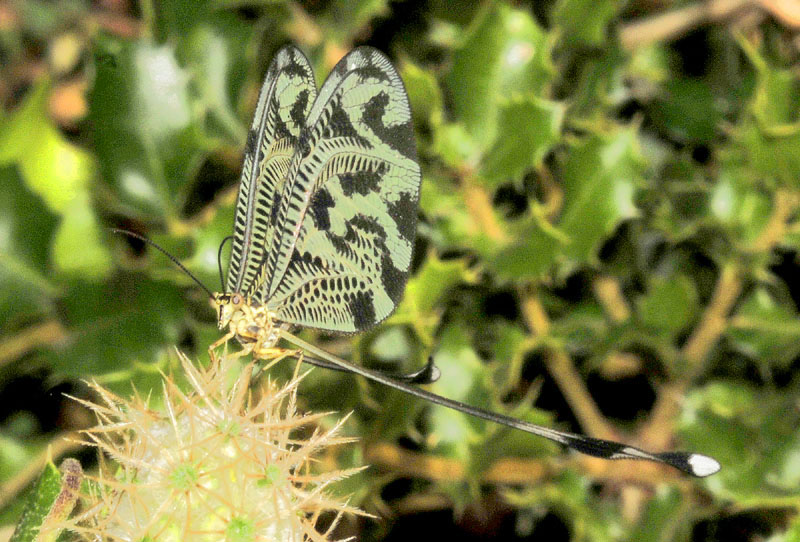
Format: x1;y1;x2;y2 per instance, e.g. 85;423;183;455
65;351;365;542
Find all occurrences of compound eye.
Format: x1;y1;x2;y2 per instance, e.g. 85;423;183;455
232;294;242;305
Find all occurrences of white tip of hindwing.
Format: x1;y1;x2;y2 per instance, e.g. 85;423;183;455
688;454;721;477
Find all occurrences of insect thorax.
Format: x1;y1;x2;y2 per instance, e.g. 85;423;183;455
212;292;280;349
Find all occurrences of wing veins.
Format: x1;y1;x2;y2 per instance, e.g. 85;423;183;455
226;45;317;296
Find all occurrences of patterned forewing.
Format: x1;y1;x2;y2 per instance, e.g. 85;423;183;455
226;45;317;295
254;47;421;333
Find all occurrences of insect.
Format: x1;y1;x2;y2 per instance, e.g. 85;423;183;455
118;45;720;478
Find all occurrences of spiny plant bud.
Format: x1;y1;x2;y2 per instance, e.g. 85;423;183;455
65;351;365;542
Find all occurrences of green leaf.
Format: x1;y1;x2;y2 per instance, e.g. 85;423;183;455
488;211;563;280
90;39;201;220
13;0;69;39
560;127;641;262
550;300;608;352
181;19;250;144
445;4;553;144
428;325;492;461
627;44;670;84
734;122;800;189
0;434;29;486
156;0;213;36
419;171;494;252
649;78;723;144
10;458;82;542
481;97;564;186
504;472;620;540
489;322;529;384
636;274;699;339
628;486;691;542
728;287;800;366
50;277;187;376
318;0;390;42
392;253;475;343
0;166;59;331
742;39;800;127
0;81;94;213
405;253;475;316
479;400;560;463
0;166;58;270
729;40;800;188
708;167;771;244
566;42;628;117
52;193;112;280
679;382;800;503
369;326;412;362
184;200;236;288
433;122;480;171
552;0;621;47
401;58;444;131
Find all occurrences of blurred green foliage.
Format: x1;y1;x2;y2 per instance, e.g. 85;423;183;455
2;0;800;540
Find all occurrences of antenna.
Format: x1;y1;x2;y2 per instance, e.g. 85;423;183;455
112;229;440;384
111;228;215;298
217;235;233;292
279;328;721;478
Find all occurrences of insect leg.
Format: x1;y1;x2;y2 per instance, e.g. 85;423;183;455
209;330;236;357
253;346;297;371
208;330;256;363
249;347;303;382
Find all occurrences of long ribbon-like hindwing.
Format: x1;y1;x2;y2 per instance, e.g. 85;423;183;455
227;46;317;296
252;48;421;333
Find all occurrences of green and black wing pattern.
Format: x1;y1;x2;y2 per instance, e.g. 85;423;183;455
226;46;317;296
233;46;421;333
219;47;722;479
